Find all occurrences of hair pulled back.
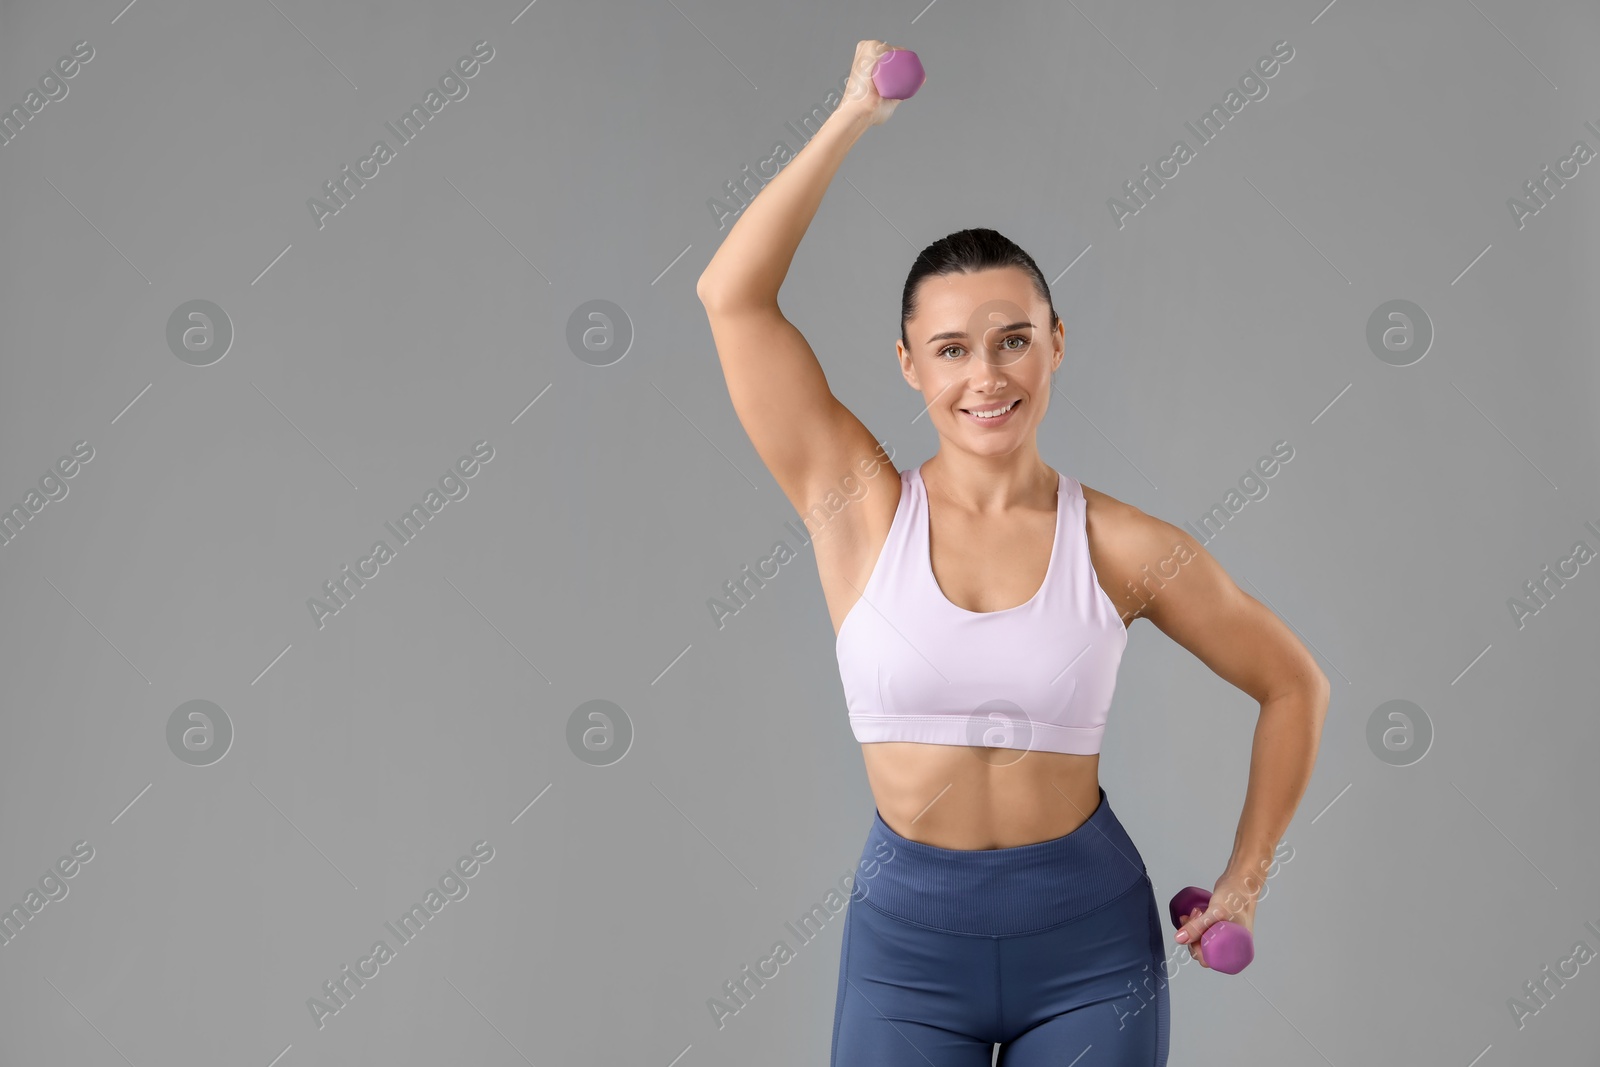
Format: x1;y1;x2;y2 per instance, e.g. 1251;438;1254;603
899;228;1061;351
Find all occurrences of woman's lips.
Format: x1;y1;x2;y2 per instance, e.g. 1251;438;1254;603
961;398;1021;426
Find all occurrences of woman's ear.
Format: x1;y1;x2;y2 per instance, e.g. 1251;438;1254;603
896;340;920;390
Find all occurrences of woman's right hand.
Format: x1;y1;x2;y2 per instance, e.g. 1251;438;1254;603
838;39;906;127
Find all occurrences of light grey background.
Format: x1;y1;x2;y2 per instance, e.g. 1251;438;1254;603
2;0;1597;1064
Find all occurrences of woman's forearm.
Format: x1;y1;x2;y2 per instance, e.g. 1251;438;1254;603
696;106;874;307
1224;682;1327;882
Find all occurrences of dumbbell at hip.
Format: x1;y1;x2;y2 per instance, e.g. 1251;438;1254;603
871;49;926;100
1168;887;1255;975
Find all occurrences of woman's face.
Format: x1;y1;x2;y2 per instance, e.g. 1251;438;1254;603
896;267;1064;454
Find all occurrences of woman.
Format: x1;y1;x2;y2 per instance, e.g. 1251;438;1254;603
696;39;1328;1066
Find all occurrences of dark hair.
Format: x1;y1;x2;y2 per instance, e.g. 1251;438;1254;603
899;228;1061;352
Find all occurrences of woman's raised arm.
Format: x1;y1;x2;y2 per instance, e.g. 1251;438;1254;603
695;41;905;506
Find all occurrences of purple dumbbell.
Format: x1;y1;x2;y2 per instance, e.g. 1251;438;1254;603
1168;887;1255;975
871;49;926;100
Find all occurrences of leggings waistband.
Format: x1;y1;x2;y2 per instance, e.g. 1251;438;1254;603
852;787;1147;936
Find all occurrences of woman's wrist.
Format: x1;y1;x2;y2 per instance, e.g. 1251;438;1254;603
1222;847;1276;892
823;102;875;141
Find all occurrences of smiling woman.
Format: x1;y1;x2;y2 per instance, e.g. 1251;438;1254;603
694;37;1327;1067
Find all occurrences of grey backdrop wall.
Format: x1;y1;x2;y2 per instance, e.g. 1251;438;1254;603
2;0;1597;1064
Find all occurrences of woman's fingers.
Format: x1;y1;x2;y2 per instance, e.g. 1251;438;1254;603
841;40;910;126
843;40;888;107
1182;906;1209;967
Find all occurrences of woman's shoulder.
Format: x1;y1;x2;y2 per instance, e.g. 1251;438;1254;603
1076;479;1191;546
1074;479;1136;525
1073;480;1207;618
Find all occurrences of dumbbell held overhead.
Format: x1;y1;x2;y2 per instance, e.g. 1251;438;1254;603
871;49;926;100
1168;886;1255;975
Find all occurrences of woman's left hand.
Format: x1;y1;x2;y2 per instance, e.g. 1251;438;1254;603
1173;870;1259;968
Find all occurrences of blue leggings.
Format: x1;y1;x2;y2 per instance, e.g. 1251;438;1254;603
831;787;1170;1066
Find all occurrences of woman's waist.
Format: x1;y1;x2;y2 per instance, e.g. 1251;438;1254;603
861;741;1102;849
851;783;1148;936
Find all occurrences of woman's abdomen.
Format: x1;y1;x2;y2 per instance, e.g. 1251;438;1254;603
860;743;1102;850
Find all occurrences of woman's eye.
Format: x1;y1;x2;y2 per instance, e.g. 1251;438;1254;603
938;336;1025;358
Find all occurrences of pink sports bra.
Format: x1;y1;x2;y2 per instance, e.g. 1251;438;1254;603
835;461;1128;755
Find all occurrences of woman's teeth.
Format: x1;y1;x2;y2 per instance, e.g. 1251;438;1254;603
967;400;1018;419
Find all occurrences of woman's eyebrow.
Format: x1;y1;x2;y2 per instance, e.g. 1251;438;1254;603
925;321;1034;344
